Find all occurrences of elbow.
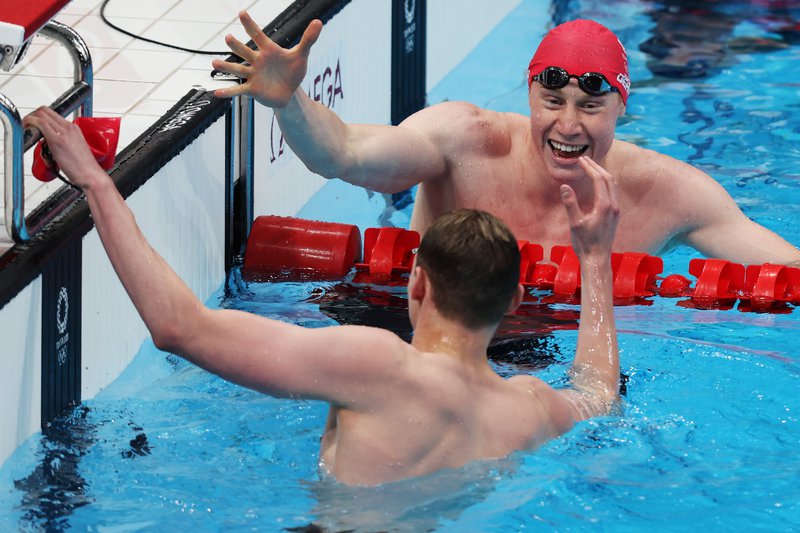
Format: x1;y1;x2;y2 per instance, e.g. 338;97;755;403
304;159;337;179
151;321;184;354
304;150;354;181
149;304;206;354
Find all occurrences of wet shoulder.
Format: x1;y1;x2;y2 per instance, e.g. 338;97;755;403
609;139;700;187
404;101;520;157
506;374;576;437
507;373;549;397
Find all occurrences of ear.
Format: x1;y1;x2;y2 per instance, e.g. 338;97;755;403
409;266;427;302
506;283;525;314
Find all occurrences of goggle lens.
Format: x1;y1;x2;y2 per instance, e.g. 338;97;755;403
533;66;617;96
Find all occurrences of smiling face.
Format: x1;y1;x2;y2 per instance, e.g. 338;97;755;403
528;79;624;185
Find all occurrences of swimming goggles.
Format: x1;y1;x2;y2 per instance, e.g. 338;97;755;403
532;66;618;96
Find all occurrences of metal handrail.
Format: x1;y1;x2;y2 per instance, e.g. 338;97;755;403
2;20;93;243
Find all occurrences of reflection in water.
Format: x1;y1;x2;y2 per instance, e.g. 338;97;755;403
11;406;154;531
640;0;800;79
13;406;95;531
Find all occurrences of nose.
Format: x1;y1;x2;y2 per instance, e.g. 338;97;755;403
555;103;582;137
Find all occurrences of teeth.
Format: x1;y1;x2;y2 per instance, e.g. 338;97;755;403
550;141;586;152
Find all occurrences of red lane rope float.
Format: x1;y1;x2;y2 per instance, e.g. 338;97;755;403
745;263;800;311
242;216;362;282
241;216;800;313
355;227;419;283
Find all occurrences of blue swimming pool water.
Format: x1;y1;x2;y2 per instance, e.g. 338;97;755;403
3;0;800;530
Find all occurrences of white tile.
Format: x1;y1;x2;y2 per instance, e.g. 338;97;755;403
205;21;250;57
0;71;15;89
85;47;120;72
0;75;74;109
202;2;296;57
61;0;103;16
96;49;185;83
102;0;181;20
43;14;85;29
164;0;255;23
181;53;220;71
8;42;50;69
14;45;74;78
92;79;158;114
10;43;117;78
5;43;52;78
73;15;148;50
133;19;228;53
128;98;180;116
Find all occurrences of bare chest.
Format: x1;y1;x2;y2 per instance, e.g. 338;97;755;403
416;166;678;255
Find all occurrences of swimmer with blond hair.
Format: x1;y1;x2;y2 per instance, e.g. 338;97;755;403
214;13;800;266
26;106;620;485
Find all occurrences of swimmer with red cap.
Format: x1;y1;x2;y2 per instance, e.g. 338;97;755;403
528;19;631;104
214;12;800;266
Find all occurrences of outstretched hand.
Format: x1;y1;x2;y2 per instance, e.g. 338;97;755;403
23;107;108;191
212;11;322;108
560;156;620;259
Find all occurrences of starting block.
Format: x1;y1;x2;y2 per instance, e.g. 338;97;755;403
0;0;94;243
0;0;71;71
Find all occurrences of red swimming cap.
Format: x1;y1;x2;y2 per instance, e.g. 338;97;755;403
528;19;630;104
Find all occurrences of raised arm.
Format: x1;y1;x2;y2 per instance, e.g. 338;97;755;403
678;169;800;266
637;148;800;265
556;156;621;419
212;11;447;193
23;107;409;409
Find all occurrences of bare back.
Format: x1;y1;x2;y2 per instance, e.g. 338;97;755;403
319;345;574;486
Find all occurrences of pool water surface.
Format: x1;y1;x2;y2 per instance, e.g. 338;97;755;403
3;0;800;530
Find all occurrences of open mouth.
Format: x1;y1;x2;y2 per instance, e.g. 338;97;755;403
548;140;588;159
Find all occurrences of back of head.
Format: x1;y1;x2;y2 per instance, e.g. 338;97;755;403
528;19;631;104
416;209;520;329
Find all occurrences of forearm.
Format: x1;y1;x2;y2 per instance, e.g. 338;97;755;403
274;89;354;178
84;173;203;349
572;255;620;400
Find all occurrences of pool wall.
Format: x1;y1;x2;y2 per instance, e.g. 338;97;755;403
0;0;522;467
